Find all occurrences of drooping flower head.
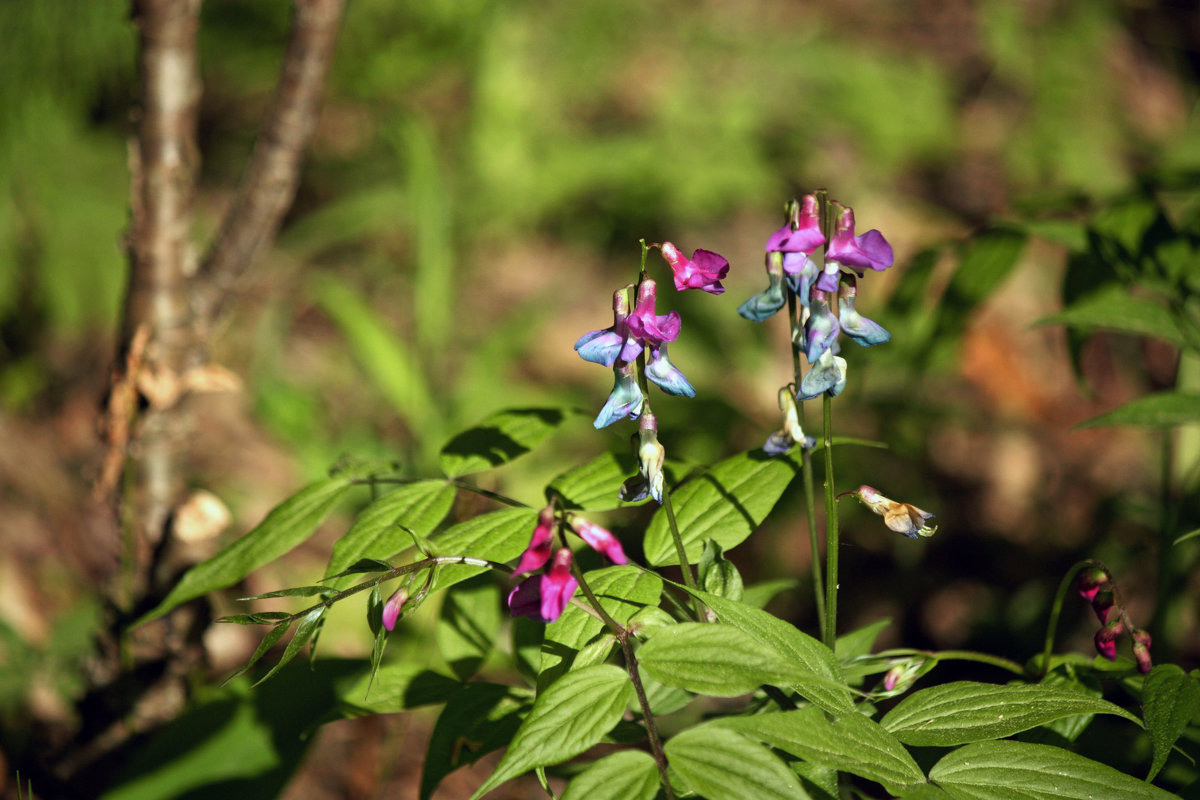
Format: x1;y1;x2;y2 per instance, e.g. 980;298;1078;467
1094;620;1124;661
847;485;937;539
819;206;893;292
798;348;847;400
660;242;730;294
1131;629;1152;674
837;274;891;347
763;386;816;455
619;411;666;504
1076;566;1110;602
570;516;628;565
575;286;641;367
593;362;644;429
507;547;578;623
645;343;695;397
738;250;787;322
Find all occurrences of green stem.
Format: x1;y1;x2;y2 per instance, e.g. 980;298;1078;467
620;632;676;800
822;392;839;650
663;489;704;619
882;648;1027;678
570;560;623;635
1039;559;1101;679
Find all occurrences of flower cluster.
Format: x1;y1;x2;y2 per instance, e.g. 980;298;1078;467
506;505;627;623
1077;565;1152;673
739;194;893;448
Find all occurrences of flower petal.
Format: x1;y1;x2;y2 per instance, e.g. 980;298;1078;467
646;344;696;397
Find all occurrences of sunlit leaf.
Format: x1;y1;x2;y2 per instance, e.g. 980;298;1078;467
440;407;579;477
1036;285;1186;347
431;507;539;590
665;726;809;800
546;451;641;511
435;574;500;681
419;682;528;800
325;480;455;579
560;750;660;800
1075;392;1200;429
1142;664;1200;780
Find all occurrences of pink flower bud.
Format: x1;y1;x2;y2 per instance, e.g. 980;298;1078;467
883;665;904;691
1094;620;1124;661
382;587;409;632
1131;629;1153;674
1090;587;1115;624
1076;566;1109;602
571;517;627;565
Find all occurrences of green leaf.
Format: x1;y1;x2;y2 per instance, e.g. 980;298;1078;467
680;587;855;713
560;750;661;800
431;507;539;590
665;726;810;800
1174;527;1200;545
699;539;744;601
712;707;926;794
310;275;439;446
644;449;800;565
539;566;662;690
254;606;326;686
741;578;799;609
324;558;394;579
930;740;1177;799
1143;664;1200;780
546;451;641;510
236;586;332;601
225;622;290;683
435;573;501;682
136;471;367;626
1075;392;1200;429
937;229;1027;338
1036;285;1186;347
338;663;460;714
637;622;799;696
470;664;632;799
325;480;455;579
217;612;292;625
880;681;1140;746
440;407;577;477
419;682;528;800
835;618;892;661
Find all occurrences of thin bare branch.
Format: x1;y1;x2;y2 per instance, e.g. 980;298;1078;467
197;0;346;327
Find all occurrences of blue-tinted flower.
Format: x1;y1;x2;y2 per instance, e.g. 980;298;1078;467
804;289;840;364
594;362;644;429
619;412;666;504
660;242;730;294
646;343;695;397
626;278;681;349
507;547;578;623
818;206;892;293
797;349;847;400
575;287;642;367
763;387;816;455
837;274;891;347
738;251;786;321
783;252;818;307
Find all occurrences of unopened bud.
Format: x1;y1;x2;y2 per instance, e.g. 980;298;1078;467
1131;629;1153;674
1091;587;1115;624
883;665;904;692
1077;566;1109;602
382;587;410;632
1094;620;1124;661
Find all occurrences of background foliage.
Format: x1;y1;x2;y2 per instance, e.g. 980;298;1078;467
1;0;1199;797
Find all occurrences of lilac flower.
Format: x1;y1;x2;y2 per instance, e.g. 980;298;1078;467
766;194;826;256
513;505;556;576
646;343;695;397
619;411;666;504
507;547;578;623
625;279;681;349
804;289;841;364
594;362;644;429
575;287;642;367
798;349;847;399
837;275;891;347
818;207;893;292
763;387;815;455
660;242;730;294
737;251;787;322
571;517;628;565
783;252;819;307
849;485;937;539
382;586;410;632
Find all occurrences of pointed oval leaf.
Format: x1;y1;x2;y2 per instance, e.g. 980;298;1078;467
539;566;661;690
431;507;539;590
665;726;810;800
419;682;527;800
136;471;368;626
881;681;1140;746
1075;391;1200;430
681;587;854;713
713;707;925;793
470;664;632;799
930;740;1177;800
560;750;660;800
1036;285;1186;347
254;606;326;686
644;450;800;565
435;574;501;682
440;407;578;477
1143;664;1200;780
546;451;641;510
325;480;455;579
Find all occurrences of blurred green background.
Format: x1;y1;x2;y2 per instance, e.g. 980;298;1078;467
1;0;1198;797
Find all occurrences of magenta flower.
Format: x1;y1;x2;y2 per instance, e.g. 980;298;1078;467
571;517;627;565
513;505;556;576
1076;566;1110;602
819;207;893;293
1094;621;1124;661
625;279;681;348
660;242;730;294
507;547;578;623
382;586;410;632
783;252;818;307
575;287;642;367
766;194;825;256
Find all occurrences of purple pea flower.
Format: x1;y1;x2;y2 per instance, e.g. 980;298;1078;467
798;349;847;400
594;362;644;429
818;207;893;293
765;193;826;255
625;278;681;349
804;289;841;364
646;343;695;397
575;287;642;367
660;241;730;295
837;275;891;347
784;252;819;307
738;251;787;322
507;547;579;623
513;505;556;576
571;517;628;565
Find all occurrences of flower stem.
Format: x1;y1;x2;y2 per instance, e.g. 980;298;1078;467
882;648;1027;678
822;391;839;650
1039;559;1102;679
570;560;624;635
663;489;704;620
620;632;676;800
